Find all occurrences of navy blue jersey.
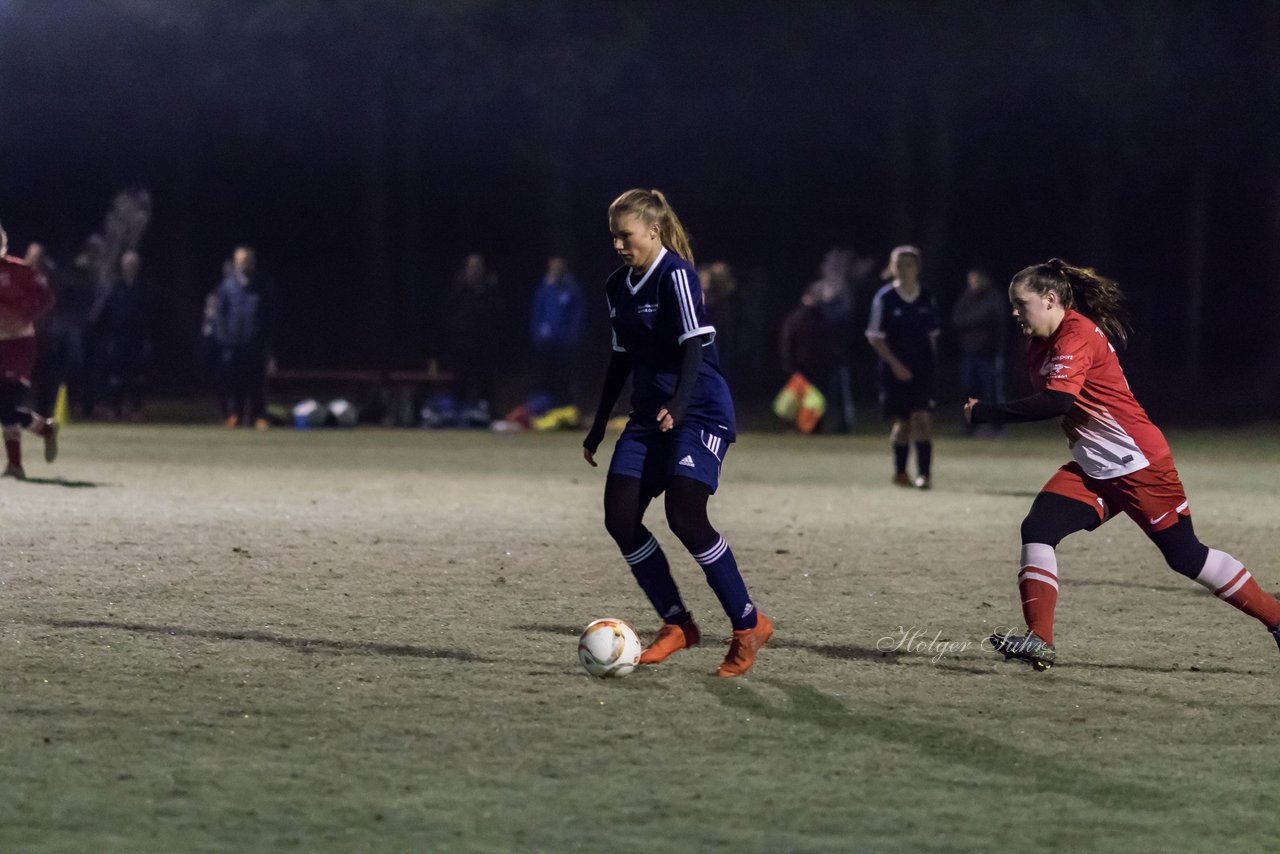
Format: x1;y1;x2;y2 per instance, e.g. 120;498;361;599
866;283;939;376
605;247;736;440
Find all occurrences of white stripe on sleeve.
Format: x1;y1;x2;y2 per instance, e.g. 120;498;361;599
674;268;716;344
865;291;886;339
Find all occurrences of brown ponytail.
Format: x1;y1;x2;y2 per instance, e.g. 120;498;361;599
1012;258;1130;346
608;188;695;268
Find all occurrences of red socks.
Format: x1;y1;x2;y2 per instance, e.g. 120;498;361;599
1195;549;1280;629
1018;544;1060;644
1019;574;1059;645
1215;570;1280;629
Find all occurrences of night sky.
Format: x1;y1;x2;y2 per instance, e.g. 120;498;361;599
2;1;1278;417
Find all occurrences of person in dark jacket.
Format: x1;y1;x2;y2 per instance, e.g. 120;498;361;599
213;246;277;429
779;294;835;394
952;268;1008;436
27;243;92;418
96;250;153;420
446;253;501;424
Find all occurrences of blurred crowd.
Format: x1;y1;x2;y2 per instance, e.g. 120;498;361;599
6;194;1017;435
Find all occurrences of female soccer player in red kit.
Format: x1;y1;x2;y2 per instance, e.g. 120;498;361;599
0;223;59;479
966;259;1280;670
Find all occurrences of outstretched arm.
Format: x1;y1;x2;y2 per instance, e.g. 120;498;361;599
583;349;632;466
966;389;1075;425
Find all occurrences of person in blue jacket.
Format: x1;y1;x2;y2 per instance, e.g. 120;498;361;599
529;256;583;408
214;246;278;429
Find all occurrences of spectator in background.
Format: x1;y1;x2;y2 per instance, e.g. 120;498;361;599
698;261;741;380
952;268;1007;436
446;253;501;424
95;250;153;421
214;246;277;430
529;256;583;408
0;222;59;478
778;288;835;428
801;248;866;433
27;243;90;419
200;258;234;419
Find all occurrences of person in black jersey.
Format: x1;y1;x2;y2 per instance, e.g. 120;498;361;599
865;245;939;488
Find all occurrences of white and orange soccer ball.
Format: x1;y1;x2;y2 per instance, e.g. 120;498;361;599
577;618;642;679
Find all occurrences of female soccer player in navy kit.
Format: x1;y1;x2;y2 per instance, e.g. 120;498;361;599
967;259;1280;670
582;188;772;677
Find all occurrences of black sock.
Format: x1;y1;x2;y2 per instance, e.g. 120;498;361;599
915;441;933;477
893;443;909;475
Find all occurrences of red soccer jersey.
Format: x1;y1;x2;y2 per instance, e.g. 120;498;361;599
0;255;55;326
1027;309;1170;479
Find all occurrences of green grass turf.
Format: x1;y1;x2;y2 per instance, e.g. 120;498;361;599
1;423;1278;852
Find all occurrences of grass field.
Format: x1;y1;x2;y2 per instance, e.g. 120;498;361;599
1;422;1278;852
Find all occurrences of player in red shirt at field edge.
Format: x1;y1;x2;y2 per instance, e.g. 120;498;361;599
965;259;1280;670
0;222;59;479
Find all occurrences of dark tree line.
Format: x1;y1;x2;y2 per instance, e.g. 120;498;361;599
1;0;1277;414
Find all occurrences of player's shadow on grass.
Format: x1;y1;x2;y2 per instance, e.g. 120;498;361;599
42;618;491;662
706;678;1168;810
973;488;1040;498
1068;578;1188;593
775;638;910;665
518;622;589;636
778;638;1000;675
15;476;105;488
1063;659;1261;676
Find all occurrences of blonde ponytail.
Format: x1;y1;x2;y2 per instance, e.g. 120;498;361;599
608;188;695;267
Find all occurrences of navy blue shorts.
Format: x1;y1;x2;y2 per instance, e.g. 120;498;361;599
608;420;731;497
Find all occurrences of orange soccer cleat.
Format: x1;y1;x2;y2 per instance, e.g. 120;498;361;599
716;613;774;677
639;617;701;664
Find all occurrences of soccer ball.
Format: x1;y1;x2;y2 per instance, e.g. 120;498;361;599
577;618;642;679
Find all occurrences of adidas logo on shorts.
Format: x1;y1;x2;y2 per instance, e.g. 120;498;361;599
678;455;696;468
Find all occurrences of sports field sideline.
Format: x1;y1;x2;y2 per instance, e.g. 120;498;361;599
2;424;1278;852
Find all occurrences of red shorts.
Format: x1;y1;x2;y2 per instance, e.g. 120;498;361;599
1041;456;1189;534
0;337;36;386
